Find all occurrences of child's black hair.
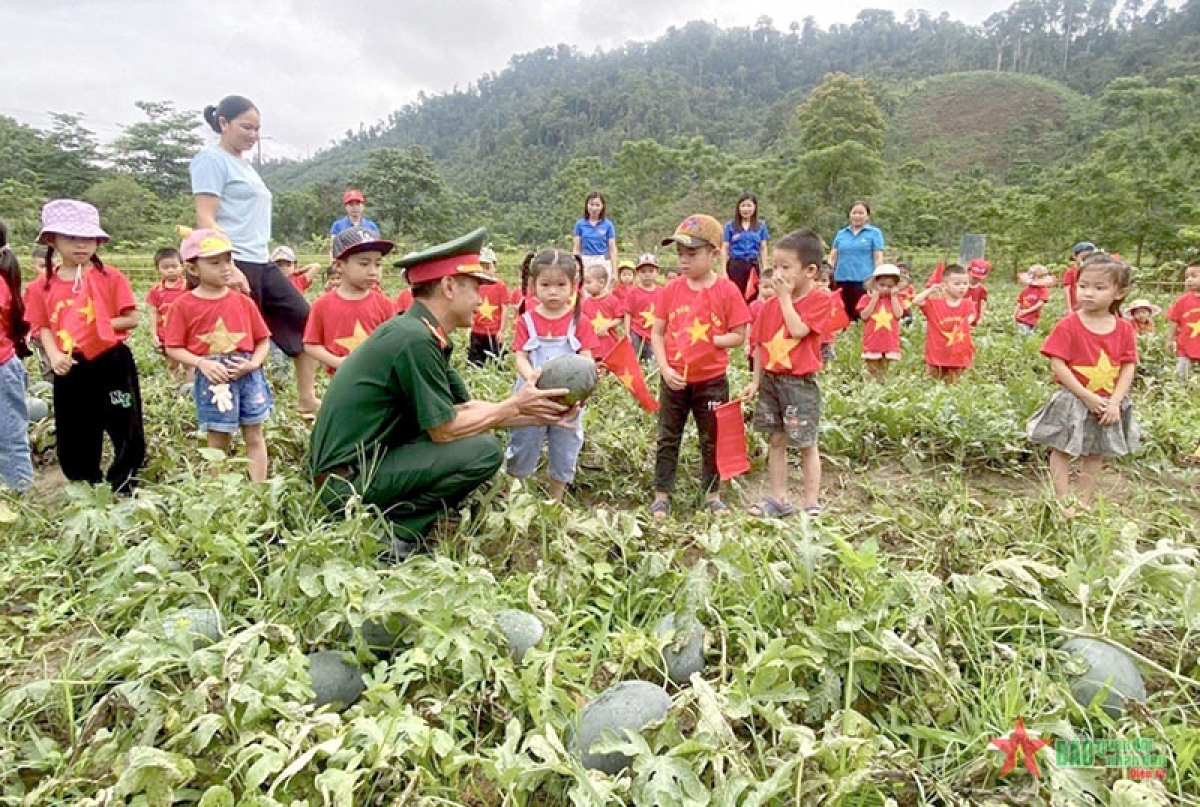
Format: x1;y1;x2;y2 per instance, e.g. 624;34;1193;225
774;229;824;270
204;95;257;134
0;221;30;355
522;248;583;326
1079;253;1132;314
942;264;968;278
42;239;105;281
153;247;181;267
32;245;49;263
732;192;759;232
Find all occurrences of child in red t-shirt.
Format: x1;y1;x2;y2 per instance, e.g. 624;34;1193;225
303;227;398;375
1123;299;1160;337
856;264;907;381
271;246;321;296
507;249;598;502
580;263;626;361
1062;242;1096;311
912;264;976;383
395;284;413;314
1165;261;1200;381
817;264;848;363
613;259;636;304
1026;254;1139;515
745;268;776;369
896;263;915;328
1015;264;1053;336
146;246;191;381
650;214;752;518
625;253;661;362
739;231;830;517
467;247;510;365
0;222;33;492
965;259;990;326
24;199;144;493
166;230;273;481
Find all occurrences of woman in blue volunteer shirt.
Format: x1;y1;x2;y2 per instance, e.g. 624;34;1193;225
572;192;618;275
190;94;320;415
722;193;770;300
829;200;885;321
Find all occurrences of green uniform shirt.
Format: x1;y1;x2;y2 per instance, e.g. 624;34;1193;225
309;300;470;475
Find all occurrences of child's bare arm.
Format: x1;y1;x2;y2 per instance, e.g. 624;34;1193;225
714;324;747;349
778;294;812;339
1165;322;1177;354
303;343;343;370
110;308;139;331
515;350;537;383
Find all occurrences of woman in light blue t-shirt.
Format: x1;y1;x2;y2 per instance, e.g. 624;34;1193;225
829;200;885;321
190;95;319;415
571;192;618;278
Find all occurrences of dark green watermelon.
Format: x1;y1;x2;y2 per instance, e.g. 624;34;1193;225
576;680;671;774
494;609;544;662
26;397;49;423
1063;638;1146;718
307;651;365;710
654;614;705;684
536;354;598;406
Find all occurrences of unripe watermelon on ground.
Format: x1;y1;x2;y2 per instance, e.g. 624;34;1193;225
307;651;365;709
494;609;544;662
653;613;705;684
162;607;222;648
28;381;52;397
1063;638;1146;718
536;354;598;406
26;397;49;423
576;680;672;774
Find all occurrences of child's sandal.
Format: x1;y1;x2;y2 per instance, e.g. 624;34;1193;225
649;499;670;521
706;498;730;514
747;496;794;518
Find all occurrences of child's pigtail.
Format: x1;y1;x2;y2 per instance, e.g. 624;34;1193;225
43;245;56;281
571;252;584;329
518;252;535;315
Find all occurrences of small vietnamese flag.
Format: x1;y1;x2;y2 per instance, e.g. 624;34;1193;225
827;288;851;334
714;400;751;481
925;262;946;288
601;335;659;413
745;266;758;301
57;270;118;359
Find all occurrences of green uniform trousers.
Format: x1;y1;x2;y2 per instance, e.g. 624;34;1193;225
318;433;503;540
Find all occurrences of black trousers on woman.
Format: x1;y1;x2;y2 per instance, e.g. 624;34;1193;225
726;257;759;301
834;280;867;321
654;374;729;496
52;343;145;493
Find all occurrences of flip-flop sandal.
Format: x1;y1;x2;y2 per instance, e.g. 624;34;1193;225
705;498;730;513
748;496;794;518
649;500;670;521
803;504;823;518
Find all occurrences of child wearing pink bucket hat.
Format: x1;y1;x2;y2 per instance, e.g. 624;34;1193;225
22;200;145;493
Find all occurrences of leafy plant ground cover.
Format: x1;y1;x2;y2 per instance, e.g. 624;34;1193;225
1;268;1197;806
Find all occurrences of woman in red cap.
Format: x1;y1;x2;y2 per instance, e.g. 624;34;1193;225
190;95;320;416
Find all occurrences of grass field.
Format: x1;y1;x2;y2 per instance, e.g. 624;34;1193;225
1;265;1197;806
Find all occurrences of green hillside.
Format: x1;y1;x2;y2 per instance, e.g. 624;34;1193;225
889;72;1091;181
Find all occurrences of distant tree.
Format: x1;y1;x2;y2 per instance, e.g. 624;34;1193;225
110;101;203;199
352;147;454;243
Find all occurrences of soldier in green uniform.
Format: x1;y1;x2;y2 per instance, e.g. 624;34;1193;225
309;228;571;557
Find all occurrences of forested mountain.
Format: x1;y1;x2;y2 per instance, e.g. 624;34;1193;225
3;0;1198;264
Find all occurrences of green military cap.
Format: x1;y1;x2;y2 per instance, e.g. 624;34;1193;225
395;227;498;284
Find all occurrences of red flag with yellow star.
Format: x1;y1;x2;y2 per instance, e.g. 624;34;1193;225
56;270;119;360
600;336;659;413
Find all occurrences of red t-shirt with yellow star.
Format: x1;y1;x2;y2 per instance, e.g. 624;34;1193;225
750;289;831;377
1040;313;1137;398
1166;291;1200;359
920;297;976;369
146;280;188;343
657;275;752;383
303;289;397;368
580;292;626;360
512;308;599;355
471;280;510;336
625;285;660;339
23;267;137;354
163;289;271;356
856;293;905;354
1016;285;1051;326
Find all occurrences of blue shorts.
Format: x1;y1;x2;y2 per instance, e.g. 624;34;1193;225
193;354;273;434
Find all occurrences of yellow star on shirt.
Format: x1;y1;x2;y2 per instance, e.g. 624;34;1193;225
1074;349;1120;394
870;308;895;332
198;317;247;354
942;328;966;346
763;326;800;371
56;329;75;354
1188;319;1200;338
476;298;498;322
590;312;617;333
640;308;657;330
334;321;371;353
685;317;711;344
78;297;97;324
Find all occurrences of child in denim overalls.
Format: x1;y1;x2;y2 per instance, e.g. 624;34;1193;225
506;249;598;501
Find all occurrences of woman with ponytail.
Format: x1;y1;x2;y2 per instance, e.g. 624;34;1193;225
189;95;320;416
0;220;34;491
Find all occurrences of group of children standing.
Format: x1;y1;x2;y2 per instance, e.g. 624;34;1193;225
2;198;1198;523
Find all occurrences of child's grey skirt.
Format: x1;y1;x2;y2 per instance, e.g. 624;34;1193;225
1026;389;1141;458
